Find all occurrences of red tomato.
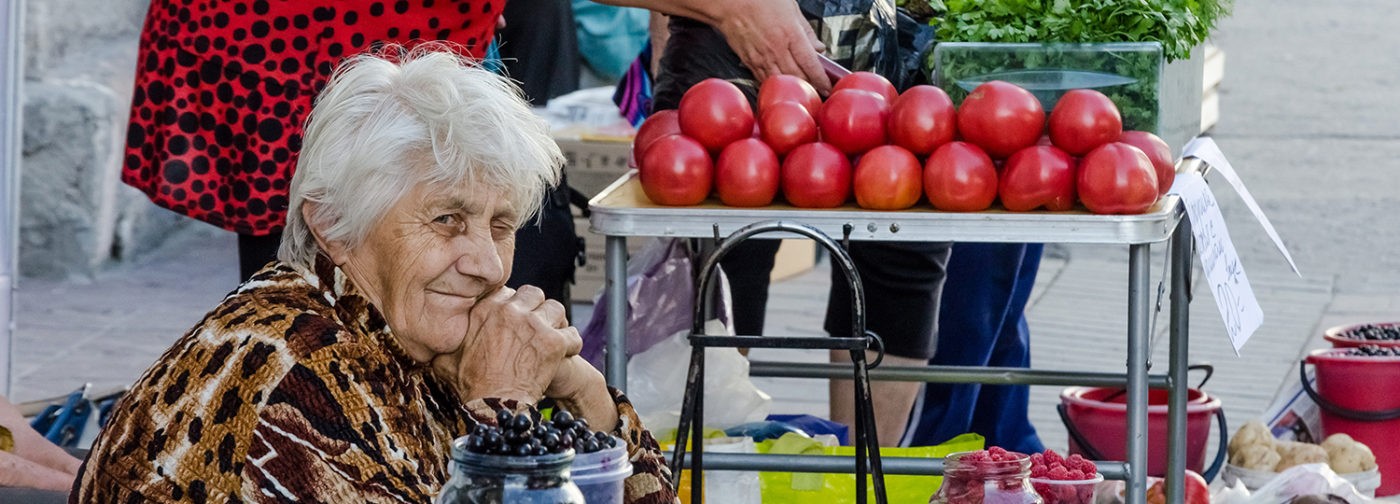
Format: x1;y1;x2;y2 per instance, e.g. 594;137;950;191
639;134;713;206
1077;142;1159;214
1118;130;1175;196
924;141;998;212
758;74;822;117
633;109;681;160
888;85;956;156
818;89;890;155
956;80;1045;159
759;101;819;156
716;138;780;207
854;145;922;210
678;78;755;152
999;145;1077;211
833;71;898;104
1145;471;1210;504
781;142;852;208
1049;89;1123;156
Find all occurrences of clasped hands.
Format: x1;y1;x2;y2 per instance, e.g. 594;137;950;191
431;285;617;432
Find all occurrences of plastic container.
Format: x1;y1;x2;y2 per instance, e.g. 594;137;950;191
1030;474;1103;504
1323;321;1400;348
930;451;1042;504
1058;386;1222;477
931;42;1204;152
1302;348;1400;497
437;437;584;504
570;436;632;504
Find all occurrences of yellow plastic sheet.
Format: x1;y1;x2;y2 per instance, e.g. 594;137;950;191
672;433;985;503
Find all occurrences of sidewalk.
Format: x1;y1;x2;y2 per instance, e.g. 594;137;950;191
10;221;1391;456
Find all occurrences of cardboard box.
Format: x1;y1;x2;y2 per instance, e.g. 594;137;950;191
771;239;817;282
556;134;633;199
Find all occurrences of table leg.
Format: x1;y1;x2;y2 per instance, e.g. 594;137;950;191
1126;243;1151;504
1167;219;1193;503
605;235;629;390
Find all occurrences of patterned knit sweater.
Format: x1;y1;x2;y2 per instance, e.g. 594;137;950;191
72;258;677;503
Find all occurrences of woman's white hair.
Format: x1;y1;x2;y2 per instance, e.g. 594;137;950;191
280;44;563;269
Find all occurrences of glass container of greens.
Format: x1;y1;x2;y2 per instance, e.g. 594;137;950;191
932;41;1203;152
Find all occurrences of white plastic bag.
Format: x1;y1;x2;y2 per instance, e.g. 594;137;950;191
1211;463;1376;504
702;436;762;504
626;319;772;433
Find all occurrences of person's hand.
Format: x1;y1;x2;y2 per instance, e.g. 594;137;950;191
710;0;830;94
547;356;619;433
648;12;670;76
432;285;581;406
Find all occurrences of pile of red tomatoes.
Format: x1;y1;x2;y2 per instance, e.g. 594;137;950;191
635;72;1177;215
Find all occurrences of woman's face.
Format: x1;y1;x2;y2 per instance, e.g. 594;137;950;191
332;176;518;362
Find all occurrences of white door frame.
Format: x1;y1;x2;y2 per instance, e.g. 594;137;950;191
0;0;25;396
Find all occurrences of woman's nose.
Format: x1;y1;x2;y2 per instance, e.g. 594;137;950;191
454;230;505;284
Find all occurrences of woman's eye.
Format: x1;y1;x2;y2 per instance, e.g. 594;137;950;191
433;214;463;227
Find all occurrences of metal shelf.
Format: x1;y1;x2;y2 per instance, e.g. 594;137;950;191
588;171;1187;245
588;158;1207;504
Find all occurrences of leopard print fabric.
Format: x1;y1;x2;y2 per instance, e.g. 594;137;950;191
72;257;677;503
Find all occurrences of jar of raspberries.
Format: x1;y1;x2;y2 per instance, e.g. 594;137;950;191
930;447;1043;504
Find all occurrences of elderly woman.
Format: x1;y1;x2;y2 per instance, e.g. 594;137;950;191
72;47;676;503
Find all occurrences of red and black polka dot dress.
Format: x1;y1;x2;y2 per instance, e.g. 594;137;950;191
124;0;501;235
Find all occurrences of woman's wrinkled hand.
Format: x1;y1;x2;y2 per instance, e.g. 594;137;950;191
547;356;618;433
433;285;581;406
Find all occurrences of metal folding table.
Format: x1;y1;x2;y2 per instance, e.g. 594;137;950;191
587;158;1208;503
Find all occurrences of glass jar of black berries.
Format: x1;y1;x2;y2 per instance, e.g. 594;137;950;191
437;438;584;504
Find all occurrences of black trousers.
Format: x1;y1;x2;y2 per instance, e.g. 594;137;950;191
496;0;580;105
238;232;281;281
506;183;581;309
722;239;952;359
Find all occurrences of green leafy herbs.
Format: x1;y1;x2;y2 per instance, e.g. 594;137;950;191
903;0;1231;62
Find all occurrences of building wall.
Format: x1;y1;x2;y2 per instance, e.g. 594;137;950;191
20;0;190;278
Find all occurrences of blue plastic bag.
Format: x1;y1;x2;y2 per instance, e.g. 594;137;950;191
573;0;650;81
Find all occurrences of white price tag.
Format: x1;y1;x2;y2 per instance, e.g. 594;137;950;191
1175;172;1264;353
1181;137;1300;276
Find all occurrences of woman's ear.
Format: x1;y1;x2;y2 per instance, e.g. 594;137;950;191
303;202;351;264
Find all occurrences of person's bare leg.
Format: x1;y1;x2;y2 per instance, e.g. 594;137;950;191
828;350;926;447
0;450;76;491
0;396;82;475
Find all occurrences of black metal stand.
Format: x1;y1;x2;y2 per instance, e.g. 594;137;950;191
669;221;889;504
